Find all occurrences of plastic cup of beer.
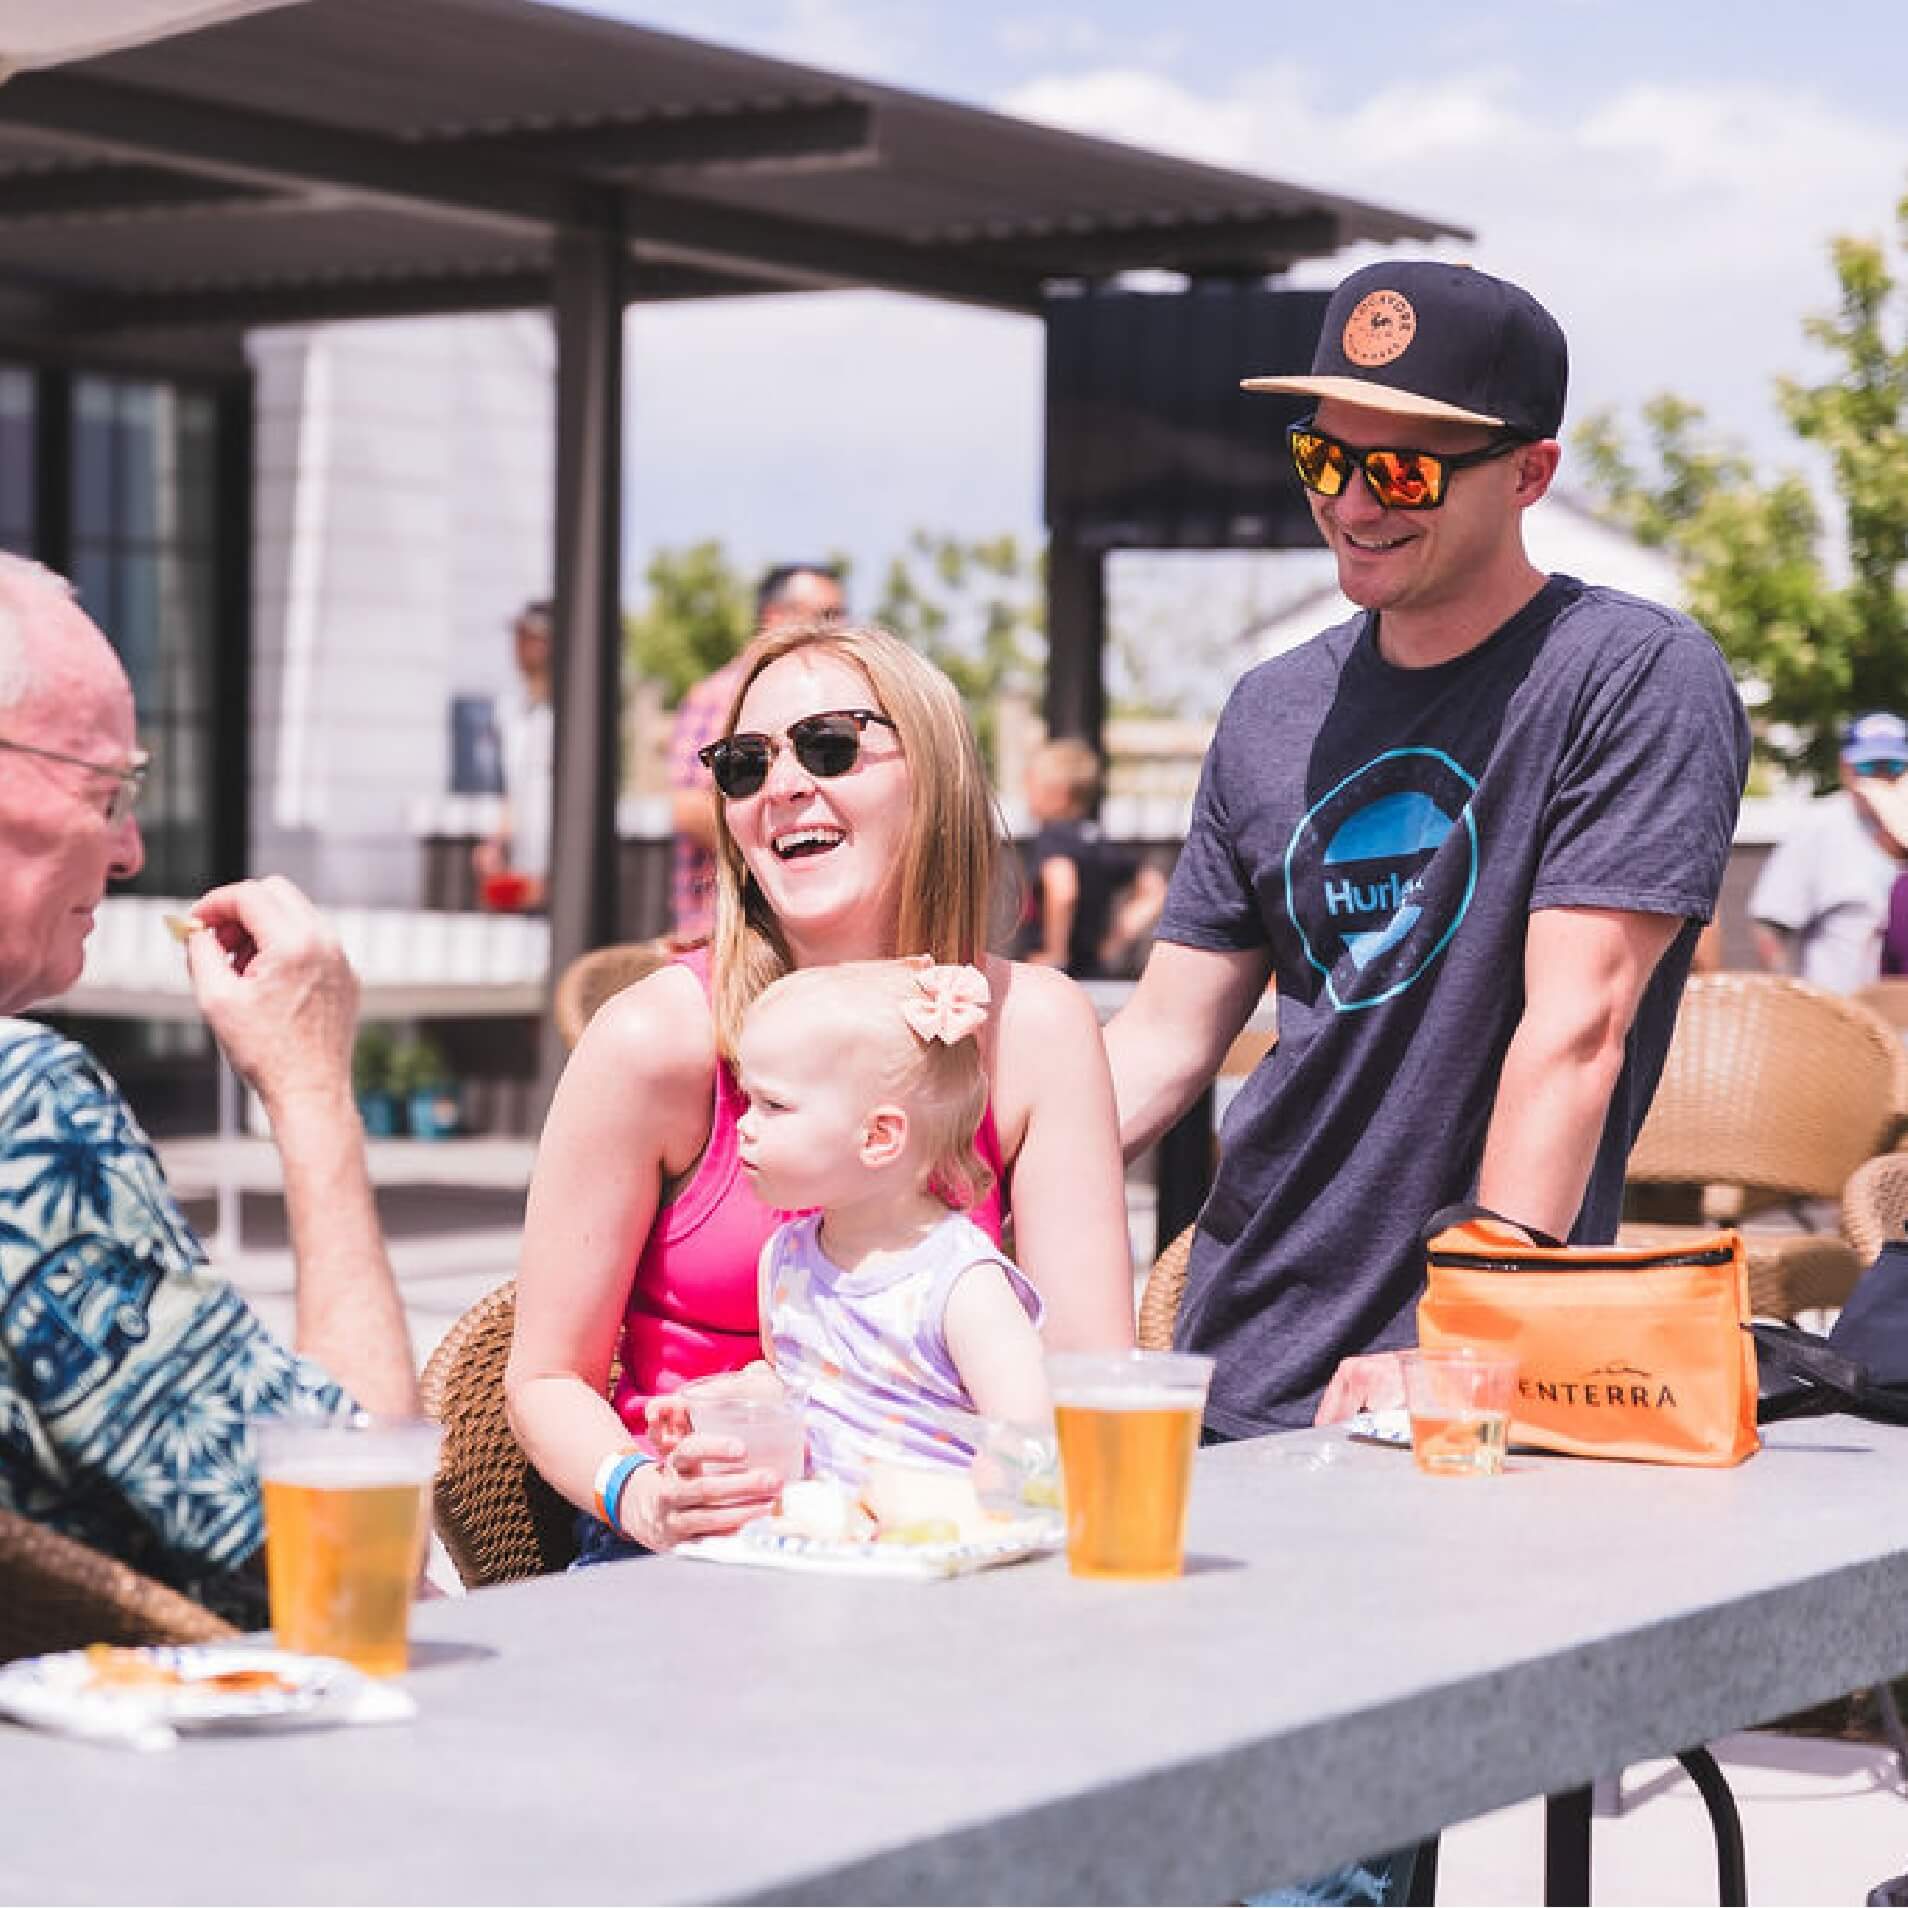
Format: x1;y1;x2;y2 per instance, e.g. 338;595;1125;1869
250;1414;441;1676
1047;1350;1214;1580
1401;1349;1518;1477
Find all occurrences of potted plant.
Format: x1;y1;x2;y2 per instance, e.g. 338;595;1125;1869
391;1033;459;1141
351;1025;402;1138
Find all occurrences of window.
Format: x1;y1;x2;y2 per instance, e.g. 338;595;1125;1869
70;375;221;896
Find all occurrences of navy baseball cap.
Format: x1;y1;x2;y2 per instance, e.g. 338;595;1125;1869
1840;710;1908;767
1243;259;1569;440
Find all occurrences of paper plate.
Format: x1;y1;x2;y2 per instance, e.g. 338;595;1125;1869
677;1515;1059;1581
0;1645;350;1748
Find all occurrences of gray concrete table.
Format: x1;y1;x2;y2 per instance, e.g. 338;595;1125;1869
5;1416;1908;1905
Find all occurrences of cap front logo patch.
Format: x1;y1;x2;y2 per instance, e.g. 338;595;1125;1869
1341;290;1417;367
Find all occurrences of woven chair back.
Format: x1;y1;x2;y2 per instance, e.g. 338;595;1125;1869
1627;974;1908;1204
1843;1153;1908;1267
553;938;677;1050
1138;1225;1195;1352
418;1282;579;1588
0;1505;237;1665
1855;979;1908;1035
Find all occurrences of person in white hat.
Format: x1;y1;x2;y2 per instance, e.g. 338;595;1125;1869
1749;710;1908;992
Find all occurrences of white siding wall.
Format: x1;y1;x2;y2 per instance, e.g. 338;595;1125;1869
247;314;553;904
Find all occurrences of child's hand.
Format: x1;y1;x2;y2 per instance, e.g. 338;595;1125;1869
644;1392;695;1456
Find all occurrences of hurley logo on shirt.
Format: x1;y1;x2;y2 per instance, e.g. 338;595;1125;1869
1283;746;1480;1011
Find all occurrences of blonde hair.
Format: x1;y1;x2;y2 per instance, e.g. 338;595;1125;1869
747;960;993;1211
1030;736;1103;815
709;622;1001;1060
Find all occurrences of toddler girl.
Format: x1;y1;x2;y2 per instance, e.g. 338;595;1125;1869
664;957;1049;1489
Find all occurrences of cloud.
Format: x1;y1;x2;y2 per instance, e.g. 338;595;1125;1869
998;63;1908;464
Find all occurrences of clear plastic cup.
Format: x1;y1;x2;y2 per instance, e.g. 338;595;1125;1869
250;1414;441;1675
1046;1350;1214;1579
688;1392;807;1484
1401;1348;1518;1477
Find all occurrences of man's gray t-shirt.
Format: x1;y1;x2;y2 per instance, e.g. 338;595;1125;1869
1159;577;1750;1436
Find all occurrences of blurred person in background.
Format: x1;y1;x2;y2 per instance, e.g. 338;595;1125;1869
472;597;555;911
1749;709;1908;993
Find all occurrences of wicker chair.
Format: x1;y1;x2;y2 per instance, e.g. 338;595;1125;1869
1137;1224;1195;1351
552;937;678;1051
1854;979;1908;1037
0;1506;238;1664
1621;974;1908;1319
417;1281;580;1588
1842;1151;1908;1266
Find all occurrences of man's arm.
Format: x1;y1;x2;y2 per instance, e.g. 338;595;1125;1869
1315;905;1684;1423
1027;854;1079;968
186;877;418;1417
1750;920;1795;974
1103;939;1273;1161
1475;905;1685;1239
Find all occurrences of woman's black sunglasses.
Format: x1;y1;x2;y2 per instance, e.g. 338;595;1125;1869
698;708;897;799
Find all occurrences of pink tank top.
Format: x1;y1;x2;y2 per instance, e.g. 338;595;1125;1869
610;949;1007;1433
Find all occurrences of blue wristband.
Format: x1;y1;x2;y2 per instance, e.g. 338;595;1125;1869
597;1451;655;1532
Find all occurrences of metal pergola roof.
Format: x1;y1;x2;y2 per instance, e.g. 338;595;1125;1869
0;0;1463;354
0;0;1468;1097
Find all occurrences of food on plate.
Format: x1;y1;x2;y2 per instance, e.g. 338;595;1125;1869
860;1460;994;1543
776;1477;874;1543
81;1646;294;1696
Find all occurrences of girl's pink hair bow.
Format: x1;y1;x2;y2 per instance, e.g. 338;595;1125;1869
901;963;991;1046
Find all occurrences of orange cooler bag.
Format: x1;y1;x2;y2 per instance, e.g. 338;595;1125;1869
1418;1208;1759;1467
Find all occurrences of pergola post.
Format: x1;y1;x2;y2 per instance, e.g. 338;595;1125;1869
1043;529;1105;755
542;214;625;1106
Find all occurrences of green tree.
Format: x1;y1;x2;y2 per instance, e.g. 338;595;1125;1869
1576;186;1908;787
622;540;754;706
872;532;1046;771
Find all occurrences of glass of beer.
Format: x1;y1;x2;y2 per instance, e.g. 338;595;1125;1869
1401;1348;1518;1477
1046;1350;1214;1580
250;1413;441;1676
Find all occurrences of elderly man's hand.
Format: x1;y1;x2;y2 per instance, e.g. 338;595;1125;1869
183;877;360;1114
1314;1350;1409;1425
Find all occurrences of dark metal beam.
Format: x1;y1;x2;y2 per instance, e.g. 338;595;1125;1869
462;98;876;176
0;163;270;223
0;70;579;236
58;259;783;334
542;218;626;1108
951;210;1339;279
0;72;1039;312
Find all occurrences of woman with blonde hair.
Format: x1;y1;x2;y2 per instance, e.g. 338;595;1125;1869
506;622;1133;1555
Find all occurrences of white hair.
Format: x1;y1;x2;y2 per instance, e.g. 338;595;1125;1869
0;554;78;711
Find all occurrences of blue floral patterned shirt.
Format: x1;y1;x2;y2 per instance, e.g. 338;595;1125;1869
0;1020;353;1622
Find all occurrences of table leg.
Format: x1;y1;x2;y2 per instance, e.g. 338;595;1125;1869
214;1055;241;1262
1544;1787;1592;1905
1675;1748;1747;1906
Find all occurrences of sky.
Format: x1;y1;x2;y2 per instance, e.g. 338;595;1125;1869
545;0;1908;640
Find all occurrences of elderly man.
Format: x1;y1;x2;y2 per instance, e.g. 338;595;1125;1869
0;553;416;1622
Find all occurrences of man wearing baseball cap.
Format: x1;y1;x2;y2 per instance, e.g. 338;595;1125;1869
1749;710;1908;991
1108;258;1750;1429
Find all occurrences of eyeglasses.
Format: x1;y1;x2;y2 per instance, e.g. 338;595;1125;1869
1853;758;1908;781
698;708;897;800
1287;416;1528;511
0;735;148;824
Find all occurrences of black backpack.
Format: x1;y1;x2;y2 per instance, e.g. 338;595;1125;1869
1753;1237;1908;1425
